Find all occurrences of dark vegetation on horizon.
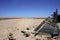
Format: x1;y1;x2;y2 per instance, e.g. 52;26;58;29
0;17;46;20
0;18;20;20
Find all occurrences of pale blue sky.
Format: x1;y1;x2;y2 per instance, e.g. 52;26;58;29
0;0;60;17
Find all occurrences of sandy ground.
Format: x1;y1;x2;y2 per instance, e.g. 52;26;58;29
0;18;60;40
0;18;45;40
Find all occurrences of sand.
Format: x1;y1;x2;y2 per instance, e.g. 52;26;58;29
0;18;60;40
0;18;45;40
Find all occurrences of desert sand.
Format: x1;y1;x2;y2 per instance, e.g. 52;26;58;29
0;18;60;40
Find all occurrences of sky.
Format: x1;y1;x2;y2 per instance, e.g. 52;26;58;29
0;0;60;17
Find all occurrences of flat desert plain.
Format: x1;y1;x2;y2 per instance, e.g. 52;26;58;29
0;18;60;40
